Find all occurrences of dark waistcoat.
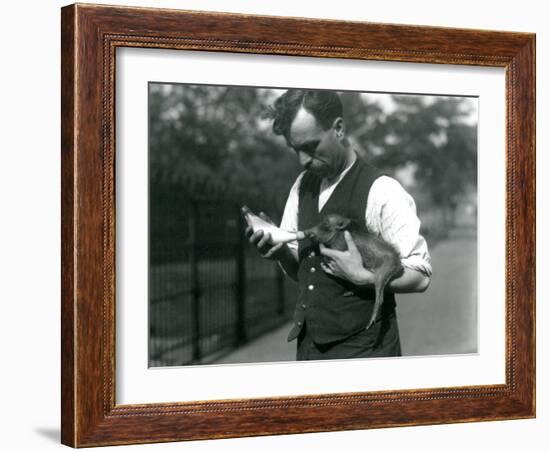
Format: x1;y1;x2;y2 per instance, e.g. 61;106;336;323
287;156;396;344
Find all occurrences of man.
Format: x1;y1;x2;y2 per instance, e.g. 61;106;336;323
246;89;432;360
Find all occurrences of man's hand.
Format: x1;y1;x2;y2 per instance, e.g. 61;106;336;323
319;231;374;286
245;212;285;261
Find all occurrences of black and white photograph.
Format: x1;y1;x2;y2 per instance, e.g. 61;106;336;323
148;84;478;367
2;0;542;450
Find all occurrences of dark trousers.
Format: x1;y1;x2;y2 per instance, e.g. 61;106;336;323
296;312;402;361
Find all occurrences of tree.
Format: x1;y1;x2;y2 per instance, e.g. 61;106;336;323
150;86;477;230
149;84;301;220
347;94;477;230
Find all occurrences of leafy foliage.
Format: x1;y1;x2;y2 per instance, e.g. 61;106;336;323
149;85;477;230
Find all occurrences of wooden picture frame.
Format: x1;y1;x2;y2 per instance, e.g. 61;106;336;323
61;3;535;447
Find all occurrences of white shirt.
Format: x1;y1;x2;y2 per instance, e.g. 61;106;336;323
279;156;433;277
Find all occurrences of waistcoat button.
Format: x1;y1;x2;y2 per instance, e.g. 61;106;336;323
310;267;316;273
308;284;314;290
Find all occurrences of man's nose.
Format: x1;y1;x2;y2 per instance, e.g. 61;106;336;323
298;151;313;168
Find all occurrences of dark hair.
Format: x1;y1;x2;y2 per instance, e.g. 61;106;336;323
263;90;343;140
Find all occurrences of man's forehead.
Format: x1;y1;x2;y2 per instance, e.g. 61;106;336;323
288;107;321;145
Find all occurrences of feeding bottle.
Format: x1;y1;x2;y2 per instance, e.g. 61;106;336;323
241;206;306;245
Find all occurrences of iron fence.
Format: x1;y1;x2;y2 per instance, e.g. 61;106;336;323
149;178;297;366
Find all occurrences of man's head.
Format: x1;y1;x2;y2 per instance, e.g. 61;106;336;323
266;90;350;179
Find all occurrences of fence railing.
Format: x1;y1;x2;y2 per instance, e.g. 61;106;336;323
149;179;296;366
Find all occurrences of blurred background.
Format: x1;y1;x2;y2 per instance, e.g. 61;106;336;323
148;83;478;367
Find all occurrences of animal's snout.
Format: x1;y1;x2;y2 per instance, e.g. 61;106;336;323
303;228;318;239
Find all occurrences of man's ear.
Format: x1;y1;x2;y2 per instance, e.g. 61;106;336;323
332;117;345;139
337;217;351;230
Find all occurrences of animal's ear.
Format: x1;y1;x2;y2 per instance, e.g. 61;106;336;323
336;217;351;230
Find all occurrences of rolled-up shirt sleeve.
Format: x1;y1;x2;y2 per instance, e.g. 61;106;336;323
278;171;305;264
366;176;433;277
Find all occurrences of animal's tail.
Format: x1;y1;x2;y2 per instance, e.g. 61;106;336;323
366;260;403;330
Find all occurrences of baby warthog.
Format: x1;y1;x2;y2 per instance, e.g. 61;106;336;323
303;213;403;330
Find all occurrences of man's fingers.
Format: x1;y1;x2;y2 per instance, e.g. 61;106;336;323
245;225;253;237
320;262;334;275
248;228;281;260
343;231;359;253
319;243;339;258
249;229;263;244
262;243;283;259
257;231;272;248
